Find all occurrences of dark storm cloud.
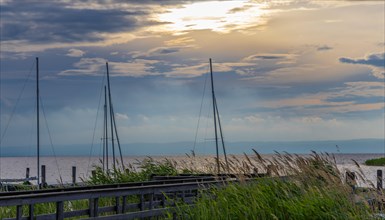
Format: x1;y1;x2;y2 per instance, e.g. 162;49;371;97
0;1;150;43
339;53;385;68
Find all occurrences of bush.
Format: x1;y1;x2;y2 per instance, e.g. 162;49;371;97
364;158;385;166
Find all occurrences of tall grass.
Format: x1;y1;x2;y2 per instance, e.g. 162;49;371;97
174;151;381;220
1;152;383;219
86;157;183;184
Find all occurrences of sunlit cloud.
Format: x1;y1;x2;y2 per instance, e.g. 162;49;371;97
59;58;105;76
154;1;269;34
59;57;161;77
115;113;129;121
66;49;85;57
261;81;385;115
1;0;384;148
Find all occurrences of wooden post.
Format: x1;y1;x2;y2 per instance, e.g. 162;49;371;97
267;165;274;177
16;205;23;219
41;165;46;187
72;166;76;185
122;196;127;213
162;193;166;208
89;198;99;217
346;171;356;189
56;201;64;220
29;204;34;220
140;194;145;211
149;193;154;209
26;168;30;179
115;197;121;214
377;170;383;191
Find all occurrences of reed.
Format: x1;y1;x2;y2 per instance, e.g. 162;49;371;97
173;151;380;220
1;152;382;219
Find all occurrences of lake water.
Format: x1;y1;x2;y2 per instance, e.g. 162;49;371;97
0;154;384;187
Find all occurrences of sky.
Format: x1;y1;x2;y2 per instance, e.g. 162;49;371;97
0;0;384;155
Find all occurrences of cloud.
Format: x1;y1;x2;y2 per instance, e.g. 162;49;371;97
0;1;169;53
59;57;161;77
317;45;333;51
58;58;105;76
1;2;145;43
244;53;295;60
115;113;129;120
228;4;253;14
339;53;385;78
66;49;85;57
164;37;195;46
227;113;384;141
339;53;384;67
133;46;185;59
261;81;384;116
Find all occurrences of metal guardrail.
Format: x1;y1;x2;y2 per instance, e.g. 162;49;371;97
0;176;237;220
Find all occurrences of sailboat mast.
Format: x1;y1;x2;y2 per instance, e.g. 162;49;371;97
106;62;116;169
36;57;40;188
209;58;220;174
214;97;229;172
103;86;107;172
111;107;124;169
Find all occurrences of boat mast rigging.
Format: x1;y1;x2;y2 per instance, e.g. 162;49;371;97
36;57;41;188
209;58;229;174
102;62;124;171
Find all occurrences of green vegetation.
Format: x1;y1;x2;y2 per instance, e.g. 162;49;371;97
173;152;379;220
87;157;186;184
1;153;383;219
176;179;372;220
364;157;385;166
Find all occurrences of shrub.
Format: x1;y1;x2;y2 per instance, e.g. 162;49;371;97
364;158;385;166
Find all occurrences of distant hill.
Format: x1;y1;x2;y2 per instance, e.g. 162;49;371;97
1;138;384;157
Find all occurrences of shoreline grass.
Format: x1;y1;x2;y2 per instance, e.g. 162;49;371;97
1;151;384;219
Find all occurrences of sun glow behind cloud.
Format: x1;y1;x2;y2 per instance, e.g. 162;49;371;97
155;1;268;34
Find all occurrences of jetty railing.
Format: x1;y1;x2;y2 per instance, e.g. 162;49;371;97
0;176;235;220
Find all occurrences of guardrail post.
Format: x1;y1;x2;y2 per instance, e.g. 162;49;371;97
72;166;76;185
56;201;64;220
377;170;383;191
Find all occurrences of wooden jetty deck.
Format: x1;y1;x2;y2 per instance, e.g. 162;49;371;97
0;175;240;220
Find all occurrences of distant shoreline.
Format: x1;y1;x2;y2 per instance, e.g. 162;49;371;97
1;138;384;156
